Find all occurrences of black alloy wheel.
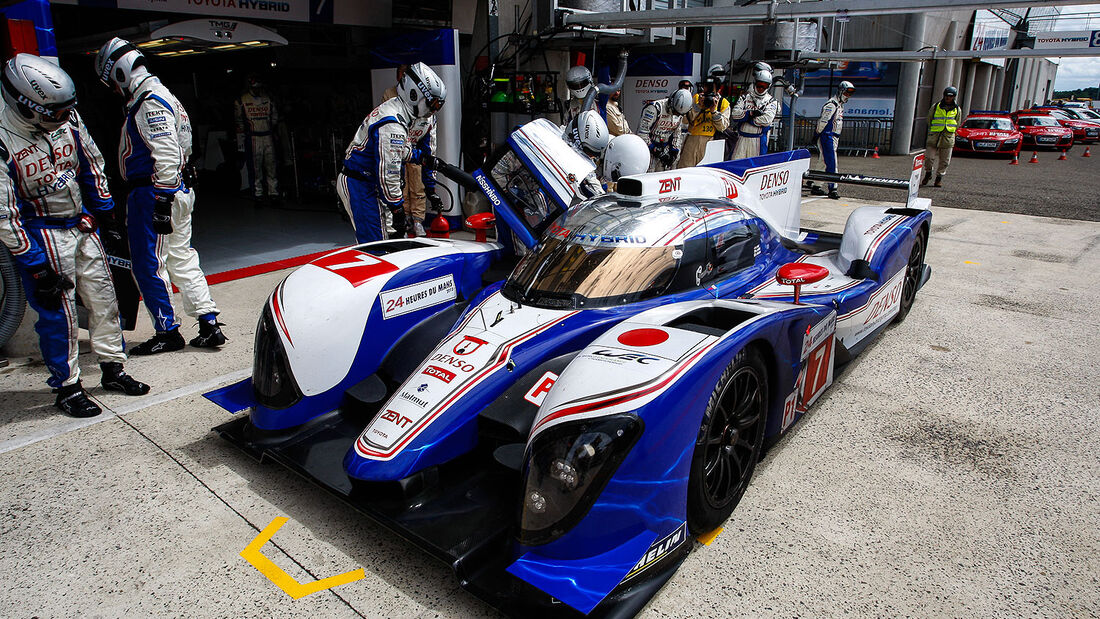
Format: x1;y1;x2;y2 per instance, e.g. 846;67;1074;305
894;229;927;324
686;347;768;534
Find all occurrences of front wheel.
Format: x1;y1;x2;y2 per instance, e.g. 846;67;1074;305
894;228;927;324
686;346;768;535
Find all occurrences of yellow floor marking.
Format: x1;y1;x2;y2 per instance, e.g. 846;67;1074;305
696;527;723;546
240;517;365;599
964;261;980;265
1001;221;1010;224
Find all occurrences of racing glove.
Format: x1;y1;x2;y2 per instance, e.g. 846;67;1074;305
389;205;408;240
426;191;444;214
152;193;174;235
408;147;426;165
77;213;98;234
30;265;74;312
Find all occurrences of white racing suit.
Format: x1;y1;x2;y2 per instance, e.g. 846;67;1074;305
120;75;218;333
811;96;844;191
0;108;126;388
337;97;436;243
638;99;684;172
729;91;778;160
235;92;279;198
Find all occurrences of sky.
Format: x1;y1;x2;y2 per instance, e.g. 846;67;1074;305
1049;6;1100;91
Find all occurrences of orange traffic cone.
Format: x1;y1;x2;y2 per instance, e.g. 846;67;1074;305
1084;146;1091;157
1028;151;1039;163
871;146;880;159
1009;153;1019;165
1058;150;1067;160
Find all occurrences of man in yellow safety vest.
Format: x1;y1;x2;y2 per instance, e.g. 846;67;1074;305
923;86;960;187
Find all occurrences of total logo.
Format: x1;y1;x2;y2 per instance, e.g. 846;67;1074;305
422;365;456;383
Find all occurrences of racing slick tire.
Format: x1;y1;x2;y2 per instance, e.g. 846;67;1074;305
0;245;26;349
686;345;768;535
894;228;927;324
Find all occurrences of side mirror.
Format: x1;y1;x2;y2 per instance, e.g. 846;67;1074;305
776;262;829;304
465;212;496;243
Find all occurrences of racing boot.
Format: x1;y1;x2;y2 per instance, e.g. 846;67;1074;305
934;174;943;188
131;328;186;356
411;219;426;238
828;189;840;200
809;184;826;196
55;382;102;418
190;316;227;349
100;362;150;396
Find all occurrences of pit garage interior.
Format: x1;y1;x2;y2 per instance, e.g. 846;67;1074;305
51;0;462;273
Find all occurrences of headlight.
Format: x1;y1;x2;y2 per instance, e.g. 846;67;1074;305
518;414;644;546
252;304;303;409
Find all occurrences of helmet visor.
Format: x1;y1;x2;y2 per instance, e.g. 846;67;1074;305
42;101;76;124
754;81;770;92
566;76;590;90
843;88;855;97
428;97;444;112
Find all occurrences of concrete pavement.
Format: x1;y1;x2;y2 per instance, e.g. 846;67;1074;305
1;198;1097;617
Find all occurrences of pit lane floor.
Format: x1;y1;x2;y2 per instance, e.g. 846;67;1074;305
1;197;1098;617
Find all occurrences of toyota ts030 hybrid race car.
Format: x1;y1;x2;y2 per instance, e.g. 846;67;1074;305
207;118;933;617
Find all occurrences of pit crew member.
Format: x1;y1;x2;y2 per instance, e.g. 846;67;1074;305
338;62;445;242
235;74;280;203
564;65;593;125
563;109;610;198
807;81;854;200
729;65;778;160
638;89;692;171
0;53;150;416
95;37;226;354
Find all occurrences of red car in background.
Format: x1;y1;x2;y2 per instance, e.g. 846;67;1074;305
1029;107;1100;143
953;112;1022;156
1011;112;1075;150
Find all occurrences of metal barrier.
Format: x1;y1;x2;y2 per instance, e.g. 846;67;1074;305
770;117;894;156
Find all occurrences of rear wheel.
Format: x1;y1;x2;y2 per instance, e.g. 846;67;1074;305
894;229;927;324
686;347;768;535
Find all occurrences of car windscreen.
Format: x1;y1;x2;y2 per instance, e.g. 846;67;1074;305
502;198;709;308
490;150;558;232
963;118;1014;130
1017;116;1059;127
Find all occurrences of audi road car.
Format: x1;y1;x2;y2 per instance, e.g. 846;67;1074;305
953;112;1022;156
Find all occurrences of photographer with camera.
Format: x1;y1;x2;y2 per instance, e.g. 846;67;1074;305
679;64;731;168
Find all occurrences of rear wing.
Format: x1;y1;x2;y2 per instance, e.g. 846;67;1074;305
802;151;930;211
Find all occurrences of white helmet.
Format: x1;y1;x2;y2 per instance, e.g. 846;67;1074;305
752;67;773;94
397;62;446;119
568;109;609;158
668;88;693;115
708;63;727;79
95;37;146;93
838;80;855;103
565;65;593;99
1;54;77;132
603;134;649;182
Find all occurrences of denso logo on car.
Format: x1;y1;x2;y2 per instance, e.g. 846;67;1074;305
759;170;789;190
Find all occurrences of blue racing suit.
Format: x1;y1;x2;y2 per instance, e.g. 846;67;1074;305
337;97;436;243
119;74;217;333
812;96;844;191
0;107;127;388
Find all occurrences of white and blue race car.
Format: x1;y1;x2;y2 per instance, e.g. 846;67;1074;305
210;119;932;617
